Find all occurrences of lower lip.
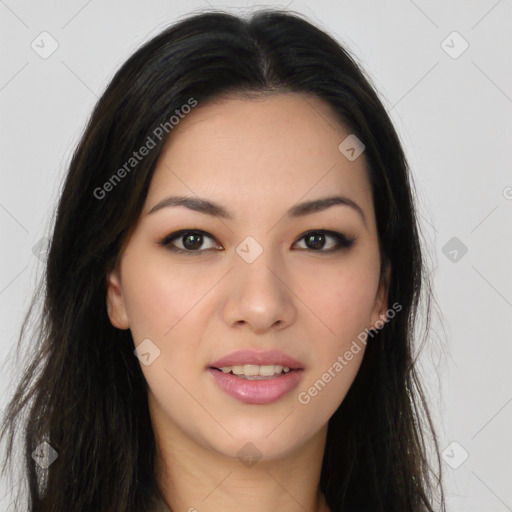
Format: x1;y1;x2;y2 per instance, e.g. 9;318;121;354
207;368;304;405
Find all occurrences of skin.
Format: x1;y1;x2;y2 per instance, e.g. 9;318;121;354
106;92;389;512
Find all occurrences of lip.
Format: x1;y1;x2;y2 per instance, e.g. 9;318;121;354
207;367;304;405
209;349;304;370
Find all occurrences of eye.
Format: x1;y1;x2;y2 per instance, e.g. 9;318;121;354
159;229;355;255
159;230;221;255
293;230;355;253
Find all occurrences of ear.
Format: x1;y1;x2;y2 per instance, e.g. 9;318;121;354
368;262;391;330
106;268;130;330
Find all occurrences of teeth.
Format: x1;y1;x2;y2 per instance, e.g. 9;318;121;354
243;364;259;376
232;365;244;375
218;364;292;377
259;365;276;376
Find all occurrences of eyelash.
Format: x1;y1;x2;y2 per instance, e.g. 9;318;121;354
159;229;355;255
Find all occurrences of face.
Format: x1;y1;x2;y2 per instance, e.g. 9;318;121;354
106;92;389;462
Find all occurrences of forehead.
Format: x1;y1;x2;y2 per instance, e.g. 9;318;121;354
146;93;373;217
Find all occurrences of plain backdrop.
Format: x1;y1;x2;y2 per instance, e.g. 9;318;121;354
1;1;511;511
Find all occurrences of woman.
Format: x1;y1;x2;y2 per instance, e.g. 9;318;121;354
1;9;445;512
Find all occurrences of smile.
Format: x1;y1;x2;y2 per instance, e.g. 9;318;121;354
207;366;304;405
216;364;292;379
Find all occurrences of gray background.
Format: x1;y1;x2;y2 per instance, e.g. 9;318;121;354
1;1;511;510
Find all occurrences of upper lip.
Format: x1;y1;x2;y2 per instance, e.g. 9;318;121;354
209;349;304;369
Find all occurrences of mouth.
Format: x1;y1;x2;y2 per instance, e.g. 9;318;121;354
208;349;304;373
207;349;305;404
207;350;304;405
209;364;300;380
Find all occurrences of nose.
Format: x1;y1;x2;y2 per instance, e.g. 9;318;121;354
222;245;297;334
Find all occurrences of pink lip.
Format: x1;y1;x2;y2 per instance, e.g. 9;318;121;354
209;349;304;369
207;368;304;405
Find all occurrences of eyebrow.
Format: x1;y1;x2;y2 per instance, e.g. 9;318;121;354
148;194;366;226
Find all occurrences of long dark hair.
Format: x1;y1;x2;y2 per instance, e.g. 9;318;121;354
1;9;445;512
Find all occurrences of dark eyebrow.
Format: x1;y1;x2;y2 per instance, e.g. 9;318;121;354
286;196;366;226
148;194;366;226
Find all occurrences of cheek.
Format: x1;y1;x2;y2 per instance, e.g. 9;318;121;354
297;258;380;347
287;258;379;416
120;249;213;343
120;253;217;418
119;249;225;400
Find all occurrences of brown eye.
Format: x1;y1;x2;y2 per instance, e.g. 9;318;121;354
294;230;355;252
159;229;355;255
160;230;220;254
181;232;204;250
